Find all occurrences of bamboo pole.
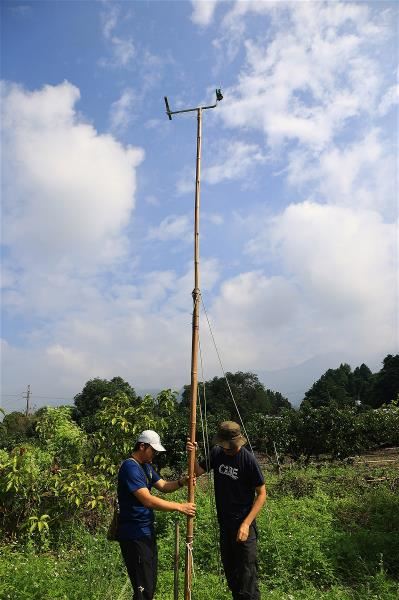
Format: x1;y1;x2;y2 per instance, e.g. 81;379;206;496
174;520;180;600
163;91;222;599
273;440;282;476
184;107;202;600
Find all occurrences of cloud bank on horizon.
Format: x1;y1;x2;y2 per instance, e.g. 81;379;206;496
1;0;397;410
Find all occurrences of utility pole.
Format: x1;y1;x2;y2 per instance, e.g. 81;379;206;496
164;89;223;600
24;384;31;416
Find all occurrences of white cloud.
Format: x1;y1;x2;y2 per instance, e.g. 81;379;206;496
109;88;136;133
1;259;221;399
205;140;267;185
145;119;162;130
100;5;135;68
99;5;168;86
205;272;302;370
140;50;166;91
245;201;397;357
216;2;387;150
46;344;95;378
111;37;135;67
220;0;273;28
286;129;396;218
188;201;397;377
177;140;267;193
378;83;399;116
147;214;192;242
211;3;397;220
191;0;218;26
203;213;224;225
176;169;195;196
1;81;144;304
272;202;394;309
202;0;398;377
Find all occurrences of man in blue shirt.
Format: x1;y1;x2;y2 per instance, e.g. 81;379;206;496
188;421;266;600
118;430;195;600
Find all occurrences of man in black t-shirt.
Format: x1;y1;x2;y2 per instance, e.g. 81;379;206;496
188;421;266;600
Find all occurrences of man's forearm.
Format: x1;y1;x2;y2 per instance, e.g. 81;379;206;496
159;479;184;493
143;494;183;512
242;487;267;527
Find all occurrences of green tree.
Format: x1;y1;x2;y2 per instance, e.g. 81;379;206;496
301;363;354;409
348;363;373;405
156;400;189;476
0;443;110;542
92;390;177;475
182;372;291;422
0;412;35;449
73;376;137;432
35;406;88;466
367;354;399;408
248;409;300;458
264;389;292;415
357;404;399;448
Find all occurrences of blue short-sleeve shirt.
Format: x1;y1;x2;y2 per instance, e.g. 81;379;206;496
117;458;161;540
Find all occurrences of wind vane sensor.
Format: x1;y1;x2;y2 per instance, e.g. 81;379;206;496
164;89;223;120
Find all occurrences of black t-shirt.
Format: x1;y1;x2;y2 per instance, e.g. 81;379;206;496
199;446;265;529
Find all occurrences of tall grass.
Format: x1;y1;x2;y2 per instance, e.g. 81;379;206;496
1;462;398;599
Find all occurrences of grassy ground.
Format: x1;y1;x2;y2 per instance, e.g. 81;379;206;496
1;460;398;599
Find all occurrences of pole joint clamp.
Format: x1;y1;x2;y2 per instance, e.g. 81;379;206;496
192;288;200;301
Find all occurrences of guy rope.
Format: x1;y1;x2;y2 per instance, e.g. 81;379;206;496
197;293;288;588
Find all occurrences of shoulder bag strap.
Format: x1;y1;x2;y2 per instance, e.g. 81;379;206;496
129;457;153;486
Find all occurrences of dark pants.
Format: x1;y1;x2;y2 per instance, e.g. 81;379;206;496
220;524;260;600
119;535;158;600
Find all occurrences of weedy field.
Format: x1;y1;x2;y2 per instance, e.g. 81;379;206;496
1;454;398;600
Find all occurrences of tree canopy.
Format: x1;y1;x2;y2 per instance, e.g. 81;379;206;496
348;363;373;404
301;356;399;410
302;363;354;409
73;376;137;432
368;354;399;408
182;371;292;422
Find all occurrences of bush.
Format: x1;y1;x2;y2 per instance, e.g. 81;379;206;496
0;444;111;545
35;407;88;466
357;406;399;449
250;405;399;461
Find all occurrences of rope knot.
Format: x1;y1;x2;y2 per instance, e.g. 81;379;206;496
186;541;195;599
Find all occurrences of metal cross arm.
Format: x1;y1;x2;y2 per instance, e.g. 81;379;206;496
164;89;223;120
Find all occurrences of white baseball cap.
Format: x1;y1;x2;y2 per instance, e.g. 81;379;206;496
137;430;166;452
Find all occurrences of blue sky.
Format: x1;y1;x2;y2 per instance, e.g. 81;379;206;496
1;0;398;412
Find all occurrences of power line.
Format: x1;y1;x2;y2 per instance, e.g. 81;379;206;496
1;394;73;400
0;399;23;408
25;395;73;400
0;390;74;415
